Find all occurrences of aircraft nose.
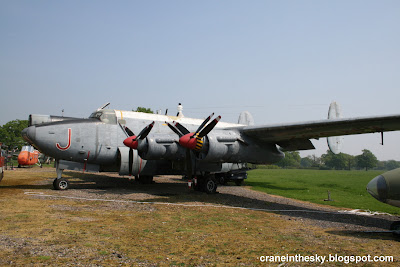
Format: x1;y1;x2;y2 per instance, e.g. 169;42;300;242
366;175;388;203
22;126;36;144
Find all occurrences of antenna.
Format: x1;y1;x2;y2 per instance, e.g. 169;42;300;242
97;102;110;111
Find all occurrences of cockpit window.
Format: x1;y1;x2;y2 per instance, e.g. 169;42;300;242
89;110;117;125
21;146;35;152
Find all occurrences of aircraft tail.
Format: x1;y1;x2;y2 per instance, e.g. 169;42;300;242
238;111;254;126
327;101;344;154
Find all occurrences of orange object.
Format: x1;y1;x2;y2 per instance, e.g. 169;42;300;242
17;146;40;167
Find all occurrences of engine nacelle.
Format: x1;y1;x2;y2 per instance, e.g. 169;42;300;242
118;147;147;176
200;131;284;164
137;135;187;161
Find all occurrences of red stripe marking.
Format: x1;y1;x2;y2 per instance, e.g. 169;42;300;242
56;128;72;151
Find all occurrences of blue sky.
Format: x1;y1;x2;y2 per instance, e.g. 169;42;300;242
1;1;400;160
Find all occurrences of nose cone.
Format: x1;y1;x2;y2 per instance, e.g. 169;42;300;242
123;136;138;149
22;126;36;144
17;152;28;165
179;133;199;150
367;175;388;203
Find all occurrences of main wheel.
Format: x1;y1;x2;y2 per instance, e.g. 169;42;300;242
53;178;69;190
203;176;218;194
0;167;3;182
217;174;227;185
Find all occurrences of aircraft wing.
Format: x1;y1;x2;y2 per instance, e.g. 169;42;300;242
236;114;400;151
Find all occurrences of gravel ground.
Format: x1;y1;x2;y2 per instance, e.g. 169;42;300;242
30;171;399;233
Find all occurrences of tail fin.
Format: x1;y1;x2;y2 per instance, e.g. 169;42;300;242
327;101;344;154
238;111;254;126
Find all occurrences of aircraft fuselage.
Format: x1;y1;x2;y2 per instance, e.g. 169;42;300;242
22;109;284;179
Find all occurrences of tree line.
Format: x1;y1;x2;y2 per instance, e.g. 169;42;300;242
276;150;400;171
0;120;28;150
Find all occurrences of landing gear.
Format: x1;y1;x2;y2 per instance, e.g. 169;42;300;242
191;175;218;194
53;178;69;190
204;176;217;194
216;173;227;185
53;160;69;190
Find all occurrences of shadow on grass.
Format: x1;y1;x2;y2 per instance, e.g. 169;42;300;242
246;181;309;191
326;230;400;241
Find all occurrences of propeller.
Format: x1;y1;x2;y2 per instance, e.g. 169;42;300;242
178;115;221;151
192;113;214;138
166;113;221;180
174;121;190;135
123;121;155;150
165;121;183;137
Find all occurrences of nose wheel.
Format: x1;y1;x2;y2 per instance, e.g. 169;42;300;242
53;178;69;190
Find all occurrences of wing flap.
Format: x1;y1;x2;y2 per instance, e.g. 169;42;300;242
277;139;315;151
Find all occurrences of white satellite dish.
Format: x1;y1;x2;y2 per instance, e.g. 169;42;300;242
327;101;344;154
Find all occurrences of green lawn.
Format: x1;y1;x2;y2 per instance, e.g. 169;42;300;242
246;168;400;215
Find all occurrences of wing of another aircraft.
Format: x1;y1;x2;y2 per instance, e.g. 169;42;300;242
236;114;400;151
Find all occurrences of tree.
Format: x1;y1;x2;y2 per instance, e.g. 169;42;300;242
321;150;345;170
0;119;29;150
321;150;355;170
385;160;400;170
355;149;378;171
277;151;301;168
134;107;153;114
300;156;313;168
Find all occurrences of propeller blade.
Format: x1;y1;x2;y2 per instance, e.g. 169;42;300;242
124;126;135;137
174;121;190;135
193;113;214;137
136;121;155;140
118;122;129;137
166;121;183;137
198;116;221;138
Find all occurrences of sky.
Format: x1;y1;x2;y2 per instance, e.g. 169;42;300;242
1;1;400;160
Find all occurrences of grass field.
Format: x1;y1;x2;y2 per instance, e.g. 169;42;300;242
247;168;400;215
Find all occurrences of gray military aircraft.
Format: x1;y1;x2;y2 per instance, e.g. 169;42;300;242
20;102;400;194
367;168;400;231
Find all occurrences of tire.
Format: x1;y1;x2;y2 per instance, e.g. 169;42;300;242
0;168;3;182
203;176;218;194
218;175;227;185
53;178;69;190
